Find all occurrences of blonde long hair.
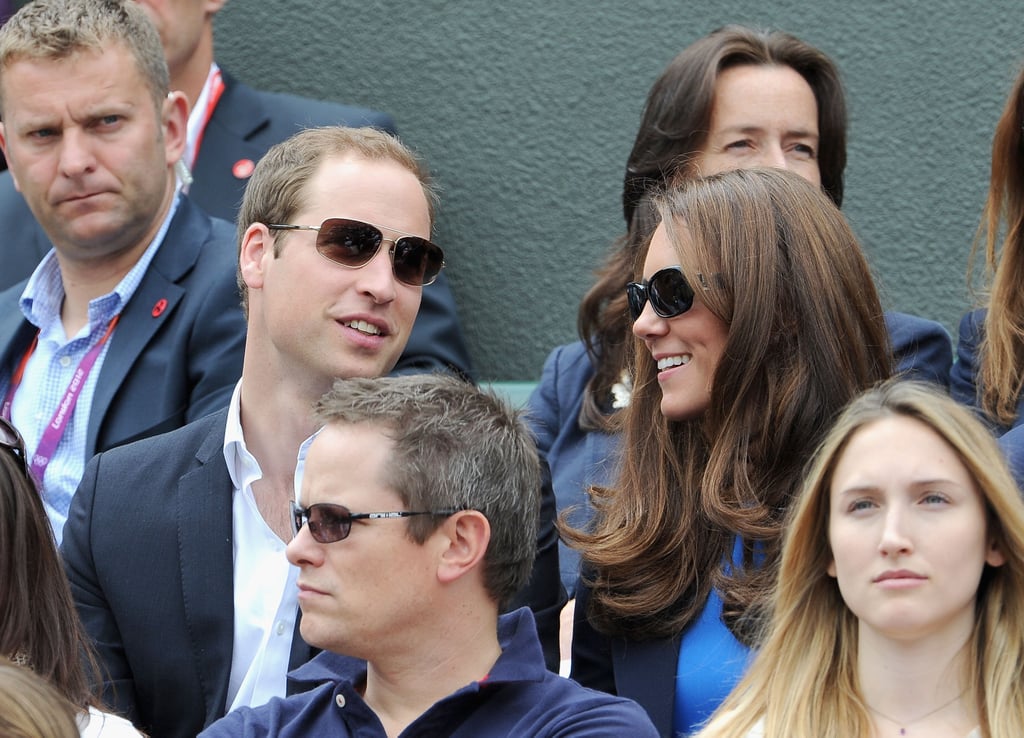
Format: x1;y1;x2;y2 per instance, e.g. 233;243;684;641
697;380;1024;738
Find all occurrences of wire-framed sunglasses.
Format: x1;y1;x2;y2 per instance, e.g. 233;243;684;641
291;501;460;544
0;416;28;478
267;217;445;287
626;266;696;321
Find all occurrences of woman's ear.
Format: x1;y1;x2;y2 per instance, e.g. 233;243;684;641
986;538;1007;568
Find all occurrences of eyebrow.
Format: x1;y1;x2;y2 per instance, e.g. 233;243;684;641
834;484;878;498
713;124;819;139
835;478;964;497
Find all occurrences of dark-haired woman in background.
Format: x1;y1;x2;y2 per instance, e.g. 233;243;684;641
527;24;951;599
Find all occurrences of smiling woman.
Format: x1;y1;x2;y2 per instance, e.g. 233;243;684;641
695;380;1024;738
564;167;893;735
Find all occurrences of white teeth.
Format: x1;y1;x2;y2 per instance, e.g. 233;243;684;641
343;319;381;336
657;355;690;371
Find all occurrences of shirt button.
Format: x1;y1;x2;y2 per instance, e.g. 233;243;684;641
335;693;346;708
275;621;287;636
59;356;72;368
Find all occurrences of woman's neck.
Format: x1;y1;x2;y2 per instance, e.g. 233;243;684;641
856;621;976;737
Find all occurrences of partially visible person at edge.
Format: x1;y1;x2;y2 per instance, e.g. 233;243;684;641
0;0;474;380
952;62;1024;434
0;417;140;736
527;25;952;597
61;125;563;738
0;0;246;542
200;374;657;738
695;380;1024;738
0;661;79;738
563;167;893;736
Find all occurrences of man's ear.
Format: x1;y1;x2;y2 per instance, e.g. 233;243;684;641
239;222;272;291
436;510;490;585
161;90;189;168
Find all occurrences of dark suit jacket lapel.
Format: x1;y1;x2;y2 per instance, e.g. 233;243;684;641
190;72;268;215
612;635;680;737
86;197;206;455
176;408;235;724
0;286;36;379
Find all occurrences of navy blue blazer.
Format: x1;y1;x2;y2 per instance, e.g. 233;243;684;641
950;308;1024;433
528;310;952;596
63;409;297;738
62;411;566;738
0;70;474;379
0;195;245;458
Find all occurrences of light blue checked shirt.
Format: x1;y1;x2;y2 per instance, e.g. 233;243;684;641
0;196;179;542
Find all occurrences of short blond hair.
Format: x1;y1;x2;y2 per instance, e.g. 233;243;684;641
236;126;438;312
0;0;168;115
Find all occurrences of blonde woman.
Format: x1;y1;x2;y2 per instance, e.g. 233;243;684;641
696;380;1024;738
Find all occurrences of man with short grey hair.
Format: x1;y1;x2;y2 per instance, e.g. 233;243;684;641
201;374;657;738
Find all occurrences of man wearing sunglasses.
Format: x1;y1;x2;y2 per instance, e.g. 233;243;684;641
62;125;565;738
199;373;656;738
0;0;246;542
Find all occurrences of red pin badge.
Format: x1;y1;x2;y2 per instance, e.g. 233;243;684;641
232;159;256;180
152;298;168;318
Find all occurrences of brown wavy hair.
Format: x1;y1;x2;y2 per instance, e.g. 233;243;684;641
970;64;1024;428
577;25;847;430
564;168;891;643
0;438;102;712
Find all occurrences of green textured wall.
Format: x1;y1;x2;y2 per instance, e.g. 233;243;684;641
215;1;1022;381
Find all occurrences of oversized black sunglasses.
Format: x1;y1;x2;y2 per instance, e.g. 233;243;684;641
291;501;460;544
267;217;445;287
0;417;28;478
626;266;695;321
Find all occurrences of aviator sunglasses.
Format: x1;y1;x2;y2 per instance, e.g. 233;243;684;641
626;266;695;321
267;218;445;287
291;501;460;543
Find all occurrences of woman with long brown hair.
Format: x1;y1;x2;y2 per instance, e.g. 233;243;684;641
564;168;892;735
952;63;1024;432
0;418;140;737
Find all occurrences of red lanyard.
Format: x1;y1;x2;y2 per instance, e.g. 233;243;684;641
188;68;226;170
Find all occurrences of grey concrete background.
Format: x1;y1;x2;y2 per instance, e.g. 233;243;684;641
215;1;1022;381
